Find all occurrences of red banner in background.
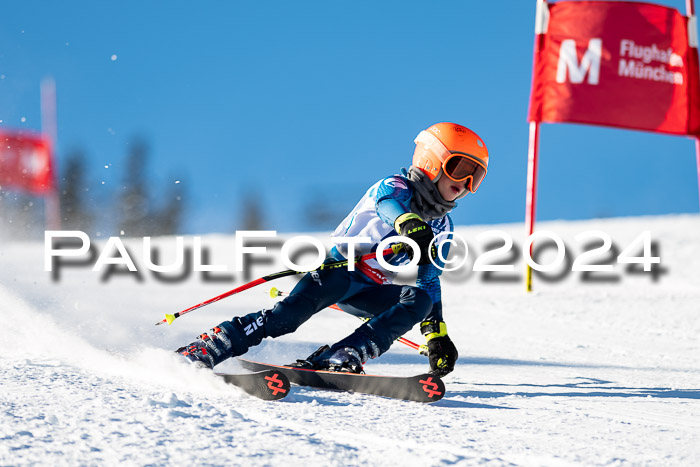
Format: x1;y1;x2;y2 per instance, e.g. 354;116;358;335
0;131;54;194
528;1;700;135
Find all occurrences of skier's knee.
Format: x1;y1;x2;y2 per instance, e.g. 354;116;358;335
400;286;432;321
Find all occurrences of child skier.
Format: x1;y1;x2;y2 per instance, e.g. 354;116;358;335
176;122;489;376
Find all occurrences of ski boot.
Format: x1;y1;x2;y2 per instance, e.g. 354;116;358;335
289;345;330;370
290;344;364;374
176;325;235;369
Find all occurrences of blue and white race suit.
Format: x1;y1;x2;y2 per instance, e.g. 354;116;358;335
330;174;453;320
217;174;455;359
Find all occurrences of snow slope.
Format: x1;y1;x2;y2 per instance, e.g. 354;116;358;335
1;215;699;466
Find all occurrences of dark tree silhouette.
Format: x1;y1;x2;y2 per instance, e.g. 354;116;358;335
117;138;151;236
60;148;94;232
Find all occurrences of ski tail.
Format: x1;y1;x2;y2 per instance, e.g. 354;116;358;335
217;369;290;401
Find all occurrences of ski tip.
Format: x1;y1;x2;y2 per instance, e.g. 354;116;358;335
165;314;177;325
416;374;446;403
269;287;280;298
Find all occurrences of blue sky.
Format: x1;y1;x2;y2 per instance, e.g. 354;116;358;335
1;0;697;234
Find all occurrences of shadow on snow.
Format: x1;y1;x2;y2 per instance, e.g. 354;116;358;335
448;377;700;401
279;387;506;409
242;342;700;403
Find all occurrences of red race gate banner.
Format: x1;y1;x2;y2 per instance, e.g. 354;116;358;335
0;131;55;194
528;0;700;135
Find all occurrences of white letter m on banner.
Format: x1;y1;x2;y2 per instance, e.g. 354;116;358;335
556;38;602;84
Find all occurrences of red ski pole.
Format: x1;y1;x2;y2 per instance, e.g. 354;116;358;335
156;244;404;326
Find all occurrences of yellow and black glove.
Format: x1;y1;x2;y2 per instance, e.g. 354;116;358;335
420;321;458;376
394;213;437;266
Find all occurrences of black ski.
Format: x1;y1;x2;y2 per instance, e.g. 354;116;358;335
216;369;290;401
237;358;445;403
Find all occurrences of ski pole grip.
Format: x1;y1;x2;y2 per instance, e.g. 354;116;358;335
391;242;406;254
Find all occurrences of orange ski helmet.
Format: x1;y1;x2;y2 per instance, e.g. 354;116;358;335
412;122;489;193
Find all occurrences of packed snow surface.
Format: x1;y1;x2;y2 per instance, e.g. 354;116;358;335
1;215;699;466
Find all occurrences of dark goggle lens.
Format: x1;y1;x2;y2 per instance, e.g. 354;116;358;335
444;155;486;189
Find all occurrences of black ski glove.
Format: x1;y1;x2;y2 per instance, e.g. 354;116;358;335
420;321;458;377
394;213;437;266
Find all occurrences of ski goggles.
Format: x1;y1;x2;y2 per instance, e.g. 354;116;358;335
414;131;488;193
